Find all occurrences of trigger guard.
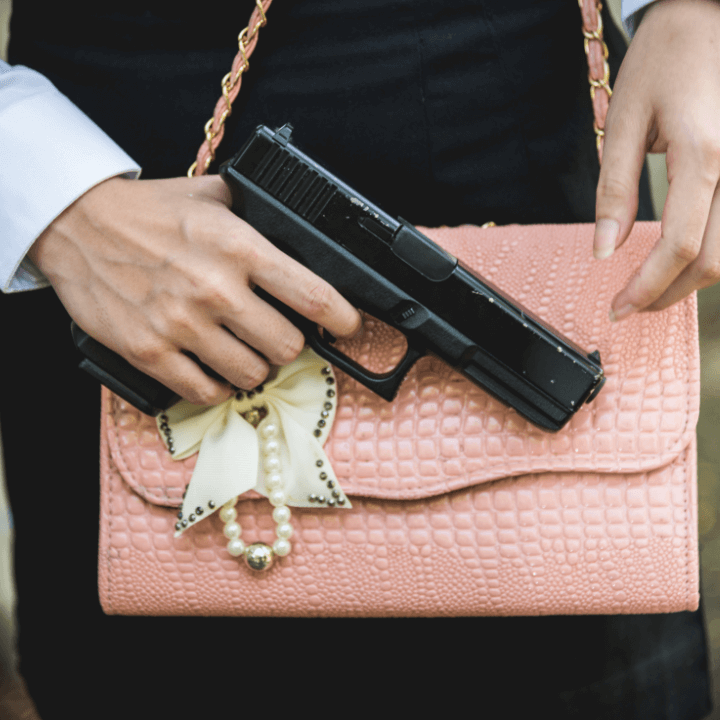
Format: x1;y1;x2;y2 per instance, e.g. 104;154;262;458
306;327;424;402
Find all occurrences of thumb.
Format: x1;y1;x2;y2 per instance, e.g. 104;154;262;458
594;102;649;259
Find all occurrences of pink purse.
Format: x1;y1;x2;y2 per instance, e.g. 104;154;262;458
98;0;700;617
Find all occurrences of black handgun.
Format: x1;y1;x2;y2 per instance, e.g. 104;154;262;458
71;123;605;431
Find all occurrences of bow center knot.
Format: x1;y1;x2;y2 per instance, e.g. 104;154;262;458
235;402;267;428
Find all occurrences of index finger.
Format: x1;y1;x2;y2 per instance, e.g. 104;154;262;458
610;143;718;321
241;221;362;340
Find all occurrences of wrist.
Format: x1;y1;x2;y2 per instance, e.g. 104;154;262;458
27;174;130;268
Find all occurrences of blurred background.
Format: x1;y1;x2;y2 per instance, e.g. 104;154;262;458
0;1;14;693
1;0;719;716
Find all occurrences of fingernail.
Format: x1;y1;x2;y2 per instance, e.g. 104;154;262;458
594;219;619;259
609;303;636;322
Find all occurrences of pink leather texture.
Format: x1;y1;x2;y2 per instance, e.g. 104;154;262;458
98;222;700;617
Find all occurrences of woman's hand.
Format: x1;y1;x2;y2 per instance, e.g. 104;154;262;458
594;0;720;320
29;174;361;405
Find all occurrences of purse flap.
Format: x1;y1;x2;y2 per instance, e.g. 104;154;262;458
103;222;699;508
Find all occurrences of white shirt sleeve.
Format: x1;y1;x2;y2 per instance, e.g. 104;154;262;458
0;61;142;293
621;0;657;36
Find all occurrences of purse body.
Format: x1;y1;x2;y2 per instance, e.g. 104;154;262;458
99;222;700;617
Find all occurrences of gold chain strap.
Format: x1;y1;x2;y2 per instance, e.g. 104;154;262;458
188;0;269;176
579;0;612;154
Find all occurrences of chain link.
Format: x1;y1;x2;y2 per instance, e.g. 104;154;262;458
188;0;269;176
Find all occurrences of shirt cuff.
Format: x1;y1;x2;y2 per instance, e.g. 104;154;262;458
0;70;142;293
621;0;657;36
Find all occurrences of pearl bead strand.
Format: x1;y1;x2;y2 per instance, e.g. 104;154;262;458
262;421;293;558
220;421;293;569
221;500;245;558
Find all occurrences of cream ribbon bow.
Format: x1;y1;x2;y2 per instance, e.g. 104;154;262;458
157;347;351;538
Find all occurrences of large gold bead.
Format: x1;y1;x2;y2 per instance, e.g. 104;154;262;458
244;542;274;571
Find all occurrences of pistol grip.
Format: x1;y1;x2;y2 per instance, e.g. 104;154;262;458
71;322;181;415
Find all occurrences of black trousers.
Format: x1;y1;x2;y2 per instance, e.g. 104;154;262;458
3;1;711;717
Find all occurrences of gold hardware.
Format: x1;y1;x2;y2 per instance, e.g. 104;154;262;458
244;542;275;571
188;0;270;177
582;7;604;42
242;406;267;428
481;222;497;229
578;0;612;156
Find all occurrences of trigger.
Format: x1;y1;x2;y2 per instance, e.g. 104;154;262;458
314;325;337;344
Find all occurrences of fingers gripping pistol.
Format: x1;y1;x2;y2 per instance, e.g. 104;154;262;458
71;123;605;431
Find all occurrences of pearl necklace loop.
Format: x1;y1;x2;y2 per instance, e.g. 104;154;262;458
221;421;292;571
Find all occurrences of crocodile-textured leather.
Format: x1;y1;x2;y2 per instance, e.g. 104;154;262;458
99;222;700;616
